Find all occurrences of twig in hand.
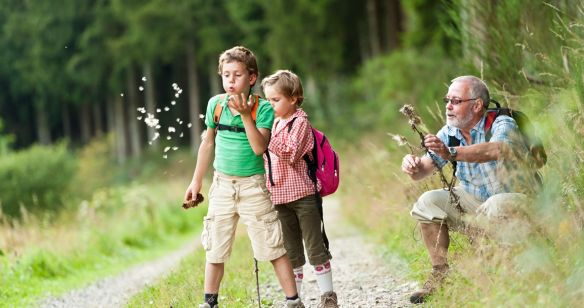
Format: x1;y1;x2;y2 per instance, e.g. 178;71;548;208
399;104;464;214
182;193;204;209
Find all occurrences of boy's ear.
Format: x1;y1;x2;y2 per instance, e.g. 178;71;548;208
249;73;257;86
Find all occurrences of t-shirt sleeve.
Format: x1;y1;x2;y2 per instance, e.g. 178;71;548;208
255;100;275;130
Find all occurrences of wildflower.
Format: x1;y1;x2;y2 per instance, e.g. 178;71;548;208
399;104;422;127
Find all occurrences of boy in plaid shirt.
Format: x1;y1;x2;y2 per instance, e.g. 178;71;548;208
262;70;338;308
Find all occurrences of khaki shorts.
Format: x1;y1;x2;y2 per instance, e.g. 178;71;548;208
410;187;527;230
201;172;286;263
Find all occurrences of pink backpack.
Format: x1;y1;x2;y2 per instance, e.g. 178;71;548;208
266;118;340;197
304;127;340;197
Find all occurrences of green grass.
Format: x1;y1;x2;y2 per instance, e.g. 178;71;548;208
0;178;206;308
127;231;280;308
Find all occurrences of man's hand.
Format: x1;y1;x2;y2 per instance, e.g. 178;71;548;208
402;154;422;175
228;93;253;117
424;134;450;160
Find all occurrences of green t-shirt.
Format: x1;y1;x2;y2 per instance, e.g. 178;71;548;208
205;94;274;176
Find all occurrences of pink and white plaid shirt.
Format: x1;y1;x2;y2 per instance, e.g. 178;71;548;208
265;109;319;205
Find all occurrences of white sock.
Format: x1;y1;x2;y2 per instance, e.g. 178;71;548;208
314;261;333;293
293;266;303;295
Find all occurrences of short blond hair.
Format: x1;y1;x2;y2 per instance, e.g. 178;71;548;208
217;46;259;81
261;70;305;106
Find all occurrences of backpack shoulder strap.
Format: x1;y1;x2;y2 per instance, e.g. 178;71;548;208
250;94;259;121
213;94;227;126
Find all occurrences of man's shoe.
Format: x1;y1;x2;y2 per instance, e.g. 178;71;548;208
284;297;305;308
409;264;449;304
317;291;339;308
199;303;218;308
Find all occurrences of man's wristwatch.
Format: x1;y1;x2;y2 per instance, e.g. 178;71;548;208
448;146;458;161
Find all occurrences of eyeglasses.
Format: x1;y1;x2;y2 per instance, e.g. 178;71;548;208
443;97;478;105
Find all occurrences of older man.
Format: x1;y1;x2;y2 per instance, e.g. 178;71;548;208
401;75;531;303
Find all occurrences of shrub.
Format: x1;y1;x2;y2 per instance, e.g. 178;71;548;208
0;142;76;217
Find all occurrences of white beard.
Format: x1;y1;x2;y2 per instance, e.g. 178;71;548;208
446;110;475;129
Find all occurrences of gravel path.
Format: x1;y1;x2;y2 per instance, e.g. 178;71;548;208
38;197;417;308
264;197;417;307
38;241;198;308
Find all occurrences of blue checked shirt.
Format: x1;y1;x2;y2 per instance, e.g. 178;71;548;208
428;115;527;202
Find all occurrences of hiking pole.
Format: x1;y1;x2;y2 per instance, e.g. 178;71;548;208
254;258;261;308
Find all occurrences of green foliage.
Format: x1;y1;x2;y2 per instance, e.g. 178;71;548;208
0;142;76;217
0;118;14;156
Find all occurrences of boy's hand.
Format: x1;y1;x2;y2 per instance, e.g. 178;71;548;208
228;93;253;116
183;193;204;209
184;180;202;202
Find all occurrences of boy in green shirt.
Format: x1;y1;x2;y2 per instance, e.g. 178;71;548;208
184;46;304;308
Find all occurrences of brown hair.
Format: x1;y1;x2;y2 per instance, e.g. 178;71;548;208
217;46;259;79
261;70;305;106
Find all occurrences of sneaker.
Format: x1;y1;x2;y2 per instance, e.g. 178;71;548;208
199;303;218;308
409;264;449;304
284;297;305;308
317;291;338;308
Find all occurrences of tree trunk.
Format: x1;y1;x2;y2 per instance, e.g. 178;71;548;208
35;101;51;145
209;61;220;96
93;101;103;139
384;0;402;51
366;0;381;57
143;62;158;150
80;103;91;144
62;104;72;142
126;66;142;159
186;40;203;153
113;95;127;164
105;97;116;160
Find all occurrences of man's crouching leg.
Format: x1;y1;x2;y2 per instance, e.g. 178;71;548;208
409;189;456;304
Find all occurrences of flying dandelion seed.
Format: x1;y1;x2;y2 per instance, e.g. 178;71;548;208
171;100;176;105
155;125;161;129
152;132;160;140
168;126;176;133
139;86;144;92
172;83;178;88
179;121;183;124
178;89;183;94
187;123;192;128
120;93;125;97
137;107;146;113
172;147;178;150
164;147;171;153
163;154;168;159
149;141;152;145
167;136;171;140
179;132;184;137
164;107;170;111
136;116;142;120
199;114;205;119
144;114;159;127
176;118;181;123
175;93;179;98
156;108;161;113
142;76;147;82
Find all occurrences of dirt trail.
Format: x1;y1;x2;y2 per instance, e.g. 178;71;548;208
264;197;417;307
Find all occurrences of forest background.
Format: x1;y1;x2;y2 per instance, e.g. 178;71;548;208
0;0;583;307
